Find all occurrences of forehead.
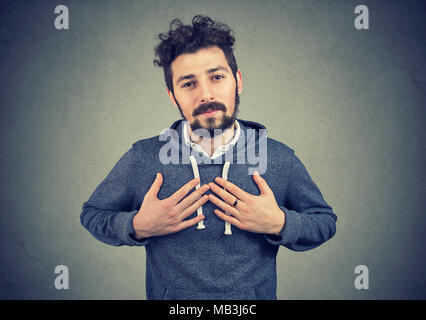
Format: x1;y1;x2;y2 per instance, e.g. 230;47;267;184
171;46;230;81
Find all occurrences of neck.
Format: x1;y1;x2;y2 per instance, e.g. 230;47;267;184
189;122;236;157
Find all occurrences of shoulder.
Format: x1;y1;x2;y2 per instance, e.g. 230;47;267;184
267;136;295;157
127;136;165;166
131;135;161;152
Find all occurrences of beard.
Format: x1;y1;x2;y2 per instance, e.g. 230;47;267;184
174;87;240;137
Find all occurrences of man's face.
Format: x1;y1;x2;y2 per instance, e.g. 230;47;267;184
167;46;243;135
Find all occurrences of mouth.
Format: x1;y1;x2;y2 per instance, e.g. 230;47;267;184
200;109;220;117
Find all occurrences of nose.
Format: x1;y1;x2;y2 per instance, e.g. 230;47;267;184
199;81;214;104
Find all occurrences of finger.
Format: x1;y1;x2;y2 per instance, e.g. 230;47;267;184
214;177;251;202
146;172;163;198
178;194;209;221
252;171;272;195
176;214;205;232
169;178;200;205
175;184;209;213
208;194;241;219
208;182;237;205
214;209;243;230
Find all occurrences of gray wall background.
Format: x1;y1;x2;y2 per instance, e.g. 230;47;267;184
1;0;425;299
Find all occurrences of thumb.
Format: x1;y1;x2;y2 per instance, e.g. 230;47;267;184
147;172;163;198
252;171;271;195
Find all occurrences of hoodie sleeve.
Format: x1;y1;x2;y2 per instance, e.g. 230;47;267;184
80;146;151;247
265;152;337;251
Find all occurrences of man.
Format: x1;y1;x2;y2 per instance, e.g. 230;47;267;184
80;15;337;300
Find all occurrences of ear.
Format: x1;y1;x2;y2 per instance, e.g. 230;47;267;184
167;87;179;109
236;69;243;95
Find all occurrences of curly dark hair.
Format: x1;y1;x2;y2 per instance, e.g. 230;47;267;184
153;15;238;94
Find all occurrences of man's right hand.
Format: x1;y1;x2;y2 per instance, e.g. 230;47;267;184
132;173;209;239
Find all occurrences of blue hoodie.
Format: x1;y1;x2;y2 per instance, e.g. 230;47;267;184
80;119;337;299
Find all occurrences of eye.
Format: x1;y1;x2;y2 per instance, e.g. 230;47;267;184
212;75;224;80
182;81;196;88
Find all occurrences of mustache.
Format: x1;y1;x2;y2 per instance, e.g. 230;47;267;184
192;102;226;117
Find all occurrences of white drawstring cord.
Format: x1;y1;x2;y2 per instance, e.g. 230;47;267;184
221;161;232;235
189;155;205;229
189;155;232;235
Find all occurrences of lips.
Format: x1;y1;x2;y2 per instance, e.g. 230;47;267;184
201;109;219;116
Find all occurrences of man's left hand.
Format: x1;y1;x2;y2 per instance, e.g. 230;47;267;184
208;172;285;235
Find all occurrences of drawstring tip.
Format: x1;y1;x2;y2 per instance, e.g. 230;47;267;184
196;221;205;230
224;222;232;235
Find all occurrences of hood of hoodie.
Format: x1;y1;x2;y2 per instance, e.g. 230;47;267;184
159;118;268;174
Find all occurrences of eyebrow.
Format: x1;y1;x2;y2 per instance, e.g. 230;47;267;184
175;66;229;86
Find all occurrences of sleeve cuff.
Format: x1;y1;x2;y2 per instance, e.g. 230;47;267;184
116;210;152;246
264;207;302;246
